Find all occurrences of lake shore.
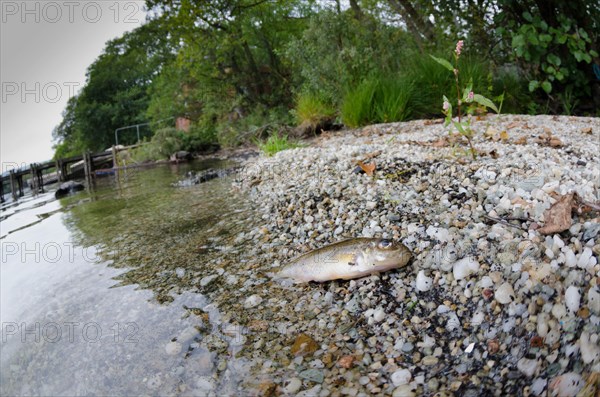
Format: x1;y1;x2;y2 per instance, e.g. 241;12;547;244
218;114;600;395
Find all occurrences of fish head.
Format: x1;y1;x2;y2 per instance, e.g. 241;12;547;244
358;239;411;272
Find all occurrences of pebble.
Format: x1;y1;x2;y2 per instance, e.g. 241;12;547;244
401;342;414;353
298;368;324;383
453;257;480;280
564;286;580;313
283;378;302;394
372;307;386;323
495;283;515;304
549;372;583;397
578;332;600;364
415;270;433;292
244;294;263;308
391;369;412;386
421;356;438;366
588;287;600;315
516;357;539;377
200;274;218;287
165;341;182;355
392;385;415;397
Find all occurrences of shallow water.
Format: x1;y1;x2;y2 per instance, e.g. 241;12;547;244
0;160;258;396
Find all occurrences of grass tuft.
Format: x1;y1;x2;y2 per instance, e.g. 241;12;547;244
256;132;301;156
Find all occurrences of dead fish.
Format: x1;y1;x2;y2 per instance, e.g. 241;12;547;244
276;238;412;283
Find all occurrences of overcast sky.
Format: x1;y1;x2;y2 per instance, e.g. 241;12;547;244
1;0;146;170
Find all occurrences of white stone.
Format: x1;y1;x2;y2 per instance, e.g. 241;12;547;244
283;378;302;394
577;247;593;269
165;341;182;355
373;307;386;323
391;369;412;387
551;303;567;319
517;357;539;377
550;373;583;397
416;270;433;292
579;332;600;364
452;257;480;280
531;378;547;396
565;286;580;313
244;294;263;308
471;311;484;327
536;313;549;337
588;287;600;315
200;274;218;286
564;249;577;267
464;343;475;353
552;235;565;250
495;282;515;304
479;276;493;288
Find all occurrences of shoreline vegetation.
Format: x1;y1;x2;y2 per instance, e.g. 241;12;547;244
51;1;599;162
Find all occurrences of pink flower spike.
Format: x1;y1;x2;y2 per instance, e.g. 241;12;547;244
443;101;450;111
455;40;464;56
468;91;474;101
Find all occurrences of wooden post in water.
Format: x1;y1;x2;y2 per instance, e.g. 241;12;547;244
55;160;63;182
83;151;94;187
111;145;119;170
29;164;38;193
16;173;24;197
36;165;44;193
9;170;17;200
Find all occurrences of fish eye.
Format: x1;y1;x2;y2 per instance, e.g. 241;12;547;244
378;239;393;249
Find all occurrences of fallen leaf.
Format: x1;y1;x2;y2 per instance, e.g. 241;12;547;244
582;127;592;134
356;160;376;176
257;381;277;397
549;138;563;147
431;137;450;147
499;130;509;141
514;136;528;145
291;334;318;357
538;193;575;235
506;121;521;129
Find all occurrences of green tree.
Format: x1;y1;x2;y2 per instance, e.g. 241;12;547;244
52;17;177;157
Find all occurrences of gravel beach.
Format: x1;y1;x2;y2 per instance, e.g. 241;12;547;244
209;114;600;396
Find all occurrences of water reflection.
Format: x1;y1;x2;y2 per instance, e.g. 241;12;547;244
1;160;258;396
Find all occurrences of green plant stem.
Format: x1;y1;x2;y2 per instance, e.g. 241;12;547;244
466;136;477;159
454;56;461;123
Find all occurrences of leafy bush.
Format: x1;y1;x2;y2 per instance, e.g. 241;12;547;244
181;124;218;152
150;127;184;157
130;140;161;163
508;14;598;98
216;106;293;148
286;10;416;107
